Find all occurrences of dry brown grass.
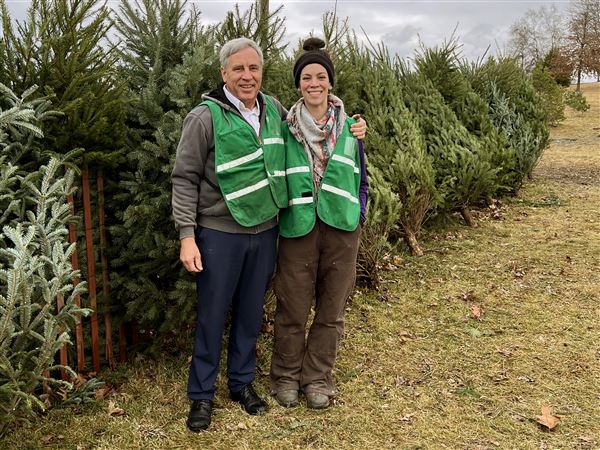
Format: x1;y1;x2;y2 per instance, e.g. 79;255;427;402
3;83;600;450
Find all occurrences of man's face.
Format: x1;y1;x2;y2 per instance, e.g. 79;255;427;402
221;47;262;109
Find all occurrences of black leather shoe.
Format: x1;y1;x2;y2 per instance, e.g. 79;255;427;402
187;399;213;432
230;384;268;415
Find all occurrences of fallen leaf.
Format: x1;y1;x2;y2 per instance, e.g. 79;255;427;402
39;393;52;409
471;304;483;320
107;401;125;417
41;435;53;444
395;375;419;386
536;406;561;430
57;388;68;401
398;331;415;343
95;386;113;400
495;347;513;357
72;374;87;390
514;269;525;278
237;422;248;430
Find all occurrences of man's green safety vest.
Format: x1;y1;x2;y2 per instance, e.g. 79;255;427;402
203;96;287;227
279;118;361;238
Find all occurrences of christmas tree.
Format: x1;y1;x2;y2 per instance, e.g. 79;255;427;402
415;41;516;197
400;70;495;226
361;47;437;256
0;83;88;435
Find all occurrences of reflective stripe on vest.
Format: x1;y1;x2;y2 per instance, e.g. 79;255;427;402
216;148;263;173
321;183;359;204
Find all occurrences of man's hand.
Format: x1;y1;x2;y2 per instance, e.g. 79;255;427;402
350;114;367;140
180;236;203;272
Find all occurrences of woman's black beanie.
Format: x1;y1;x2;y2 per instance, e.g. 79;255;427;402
293;37;335;88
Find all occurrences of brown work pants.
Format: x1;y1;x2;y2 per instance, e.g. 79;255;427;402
270;219;360;397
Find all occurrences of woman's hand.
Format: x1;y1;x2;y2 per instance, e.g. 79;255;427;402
350;114;367;140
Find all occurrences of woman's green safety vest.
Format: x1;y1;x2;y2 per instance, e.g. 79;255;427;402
203;96;287;227
279;118;361;238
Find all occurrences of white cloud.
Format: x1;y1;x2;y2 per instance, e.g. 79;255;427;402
3;0;569;61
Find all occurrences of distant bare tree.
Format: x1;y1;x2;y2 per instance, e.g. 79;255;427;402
565;0;600;88
546;47;575;86
508;5;565;72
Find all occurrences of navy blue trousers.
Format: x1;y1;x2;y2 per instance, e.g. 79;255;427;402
187;226;278;400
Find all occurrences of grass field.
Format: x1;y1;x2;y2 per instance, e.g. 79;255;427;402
3;83;599;450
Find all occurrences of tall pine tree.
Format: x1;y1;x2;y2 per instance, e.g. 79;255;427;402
109;0;219;340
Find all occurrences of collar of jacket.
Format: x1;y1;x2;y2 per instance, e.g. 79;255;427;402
203;83;267;122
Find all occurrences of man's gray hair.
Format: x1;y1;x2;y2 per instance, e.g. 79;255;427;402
220;37;264;68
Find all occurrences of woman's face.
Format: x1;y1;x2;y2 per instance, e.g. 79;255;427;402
299;63;331;110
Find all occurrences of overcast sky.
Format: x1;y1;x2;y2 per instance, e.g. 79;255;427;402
4;0;570;61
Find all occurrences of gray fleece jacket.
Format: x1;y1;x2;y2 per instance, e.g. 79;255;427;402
171;84;287;239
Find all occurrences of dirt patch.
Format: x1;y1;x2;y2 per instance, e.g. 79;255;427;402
535;163;600;186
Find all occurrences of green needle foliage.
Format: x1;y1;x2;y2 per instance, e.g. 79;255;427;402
108;0;219;342
400;70;495;226
465;57;549;191
532;63;566;126
564;88;591;112
361;47;437;256
0;0;127;167
0;84;89;436
415;40;514;197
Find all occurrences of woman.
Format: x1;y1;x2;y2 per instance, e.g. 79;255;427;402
270;38;368;409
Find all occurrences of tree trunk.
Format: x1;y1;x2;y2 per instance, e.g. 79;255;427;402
82;162;100;373
460;206;475;227
404;229;424;257
97;169;115;369
258;0;269;48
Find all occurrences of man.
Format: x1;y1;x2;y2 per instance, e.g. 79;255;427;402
172;37;365;432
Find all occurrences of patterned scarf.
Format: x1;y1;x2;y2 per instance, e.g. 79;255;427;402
287;94;346;193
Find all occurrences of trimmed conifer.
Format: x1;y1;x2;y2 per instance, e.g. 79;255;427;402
1;0;127;166
356;167;400;289
400;70;495;226
531;63;566;126
465;57;549;190
360;48;436;256
415;41;516;197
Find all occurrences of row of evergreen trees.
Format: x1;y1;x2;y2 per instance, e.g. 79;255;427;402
1;0;556;430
